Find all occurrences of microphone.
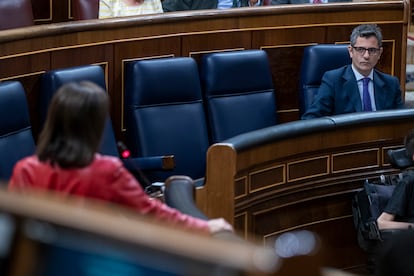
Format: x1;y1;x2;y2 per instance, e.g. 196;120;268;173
117;141;131;159
116;141;164;200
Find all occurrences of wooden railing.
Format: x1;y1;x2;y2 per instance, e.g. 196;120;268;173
0;187;283;276
197;109;414;271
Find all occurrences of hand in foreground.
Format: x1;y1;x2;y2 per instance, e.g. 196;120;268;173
207;218;234;234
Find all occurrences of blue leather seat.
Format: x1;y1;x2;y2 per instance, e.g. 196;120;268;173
0;81;36;181
124;57;210;182
299;44;351;116
39;65;120;157
40;65;170;187
200;50;277;143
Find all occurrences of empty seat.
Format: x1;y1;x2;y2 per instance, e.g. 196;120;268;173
0;0;34;30
387;148;414;170
0;81;36;181
124;57;210;183
39;65;171;187
39;65;120;157
71;0;99;20
200;49;277;143
299;44;351;116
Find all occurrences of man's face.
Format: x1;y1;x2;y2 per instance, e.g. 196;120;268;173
348;36;383;76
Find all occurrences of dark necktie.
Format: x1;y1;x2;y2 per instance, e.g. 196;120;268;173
362;77;372;111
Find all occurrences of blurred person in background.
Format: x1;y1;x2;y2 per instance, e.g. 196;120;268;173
99;0;163;18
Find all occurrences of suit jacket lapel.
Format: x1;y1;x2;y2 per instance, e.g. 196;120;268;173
343;65;362;112
372;70;386;110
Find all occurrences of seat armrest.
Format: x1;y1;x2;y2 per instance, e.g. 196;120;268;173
122;155;175;172
165;175;249;242
387;148;414;170
164;175;208;220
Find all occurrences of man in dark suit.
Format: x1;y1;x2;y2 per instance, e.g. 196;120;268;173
302;24;404;119
162;0;260;11
162;0;217;10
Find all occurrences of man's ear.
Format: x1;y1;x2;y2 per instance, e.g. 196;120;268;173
347;45;353;58
379;47;384;57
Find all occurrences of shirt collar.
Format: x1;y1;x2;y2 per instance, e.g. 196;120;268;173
351;64;374;81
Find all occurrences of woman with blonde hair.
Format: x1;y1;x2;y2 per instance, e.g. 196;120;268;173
99;0;163;18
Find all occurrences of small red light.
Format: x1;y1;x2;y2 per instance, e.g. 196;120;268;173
121;150;130;159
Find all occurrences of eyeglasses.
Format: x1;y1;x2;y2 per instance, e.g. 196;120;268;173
352;46;381;56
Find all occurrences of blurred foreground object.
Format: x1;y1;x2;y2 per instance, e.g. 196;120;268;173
0;186;279;276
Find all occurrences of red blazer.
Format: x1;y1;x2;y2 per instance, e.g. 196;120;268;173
9;154;209;233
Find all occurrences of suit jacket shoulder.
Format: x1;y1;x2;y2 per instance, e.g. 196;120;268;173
162;0;217;11
323;64;353;82
373;69;399;84
372;69;403;110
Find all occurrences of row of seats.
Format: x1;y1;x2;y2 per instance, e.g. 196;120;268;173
0;49;280;185
53;45;352;183
122;42;351;183
0;46;351;186
124;50;278;183
0;66;170;183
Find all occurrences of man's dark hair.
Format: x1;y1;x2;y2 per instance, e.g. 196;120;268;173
350;24;383;47
36;81;109;168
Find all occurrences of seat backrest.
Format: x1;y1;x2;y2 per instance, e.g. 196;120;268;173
71;0;99;20
387;148;414;170
39;65;119;157
0;0;34;30
0;81;36;181
200;49;277;143
124;57;210;182
299;44;351;116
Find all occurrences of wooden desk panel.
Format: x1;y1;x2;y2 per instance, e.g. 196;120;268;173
199;110;414;270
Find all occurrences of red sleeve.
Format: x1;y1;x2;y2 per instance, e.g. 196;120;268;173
110;165;210;234
8;159;33;192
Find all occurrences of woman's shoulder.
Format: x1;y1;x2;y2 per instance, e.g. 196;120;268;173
92;154;123;169
90;155;132;180
14;155;41;169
